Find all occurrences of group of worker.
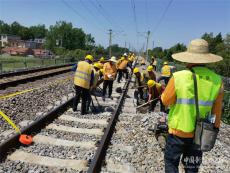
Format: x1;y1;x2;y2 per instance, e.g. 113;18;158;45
132;39;224;173
72;52;135;115
133;58;172;113
72;39;224;173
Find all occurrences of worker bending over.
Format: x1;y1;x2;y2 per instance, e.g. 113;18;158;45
73;55;94;115
147;80;165;112
161;39;224;173
102;56;117;101
145;65;156;81
133;67;148;104
157;61;172;85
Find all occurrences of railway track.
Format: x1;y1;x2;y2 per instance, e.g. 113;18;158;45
0;68;132;173
0;64;73;89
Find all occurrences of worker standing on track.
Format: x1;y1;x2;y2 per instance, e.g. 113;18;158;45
161;39;224;173
117;53;132;83
147;80;165;112
73;55;94;115
145;65;156;81
150;56;157;71
157;61;172;85
133;67;148;104
102;56;117;101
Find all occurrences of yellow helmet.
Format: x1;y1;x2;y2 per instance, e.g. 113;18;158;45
100;68;104;73
147;80;156;87
100;57;105;61
147;65;153;72
133;67;139;74
164;61;168;65
121;57;125;61
94;63;101;69
85;54;94;62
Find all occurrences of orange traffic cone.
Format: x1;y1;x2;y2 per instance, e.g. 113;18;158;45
19;134;33;145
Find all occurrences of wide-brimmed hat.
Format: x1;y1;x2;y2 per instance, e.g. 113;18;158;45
109;56;117;63
172;39;223;64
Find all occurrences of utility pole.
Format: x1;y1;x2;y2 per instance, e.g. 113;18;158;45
146;30;150;62
109;29;112;58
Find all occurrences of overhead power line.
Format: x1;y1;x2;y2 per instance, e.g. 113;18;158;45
62;0;87;22
145;0;149;29
61;0;105;32
95;0;124;32
152;0;174;34
89;0;116;29
130;0;138;33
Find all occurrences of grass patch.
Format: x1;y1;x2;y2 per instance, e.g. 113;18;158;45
0;55;74;72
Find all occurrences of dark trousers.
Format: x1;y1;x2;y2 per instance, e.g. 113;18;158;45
103;80;113;97
117;69;128;82
157;76;170;85
165;134;203;173
73;85;90;115
149;98;165;112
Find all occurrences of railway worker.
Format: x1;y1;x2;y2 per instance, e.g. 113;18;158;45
133;67;148;104
145;65;156;81
150;56;157;71
140;57;146;66
98;57;105;67
117;53;132;83
161;39;224;173
157;61;172;85
91;63;102;89
147;80;165;112
73;54;94;115
102;56;117;101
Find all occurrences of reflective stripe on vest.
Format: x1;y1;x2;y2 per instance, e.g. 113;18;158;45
74;61;92;89
176;98;213;106
168;67;221;133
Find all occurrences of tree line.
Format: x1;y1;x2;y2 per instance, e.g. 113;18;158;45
148;33;230;77
0;20;128;60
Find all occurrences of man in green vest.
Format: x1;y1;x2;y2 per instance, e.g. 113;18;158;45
73;54;94;115
161;39;224;173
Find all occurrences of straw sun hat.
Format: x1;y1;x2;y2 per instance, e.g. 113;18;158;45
172;39;223;64
109;56;117;63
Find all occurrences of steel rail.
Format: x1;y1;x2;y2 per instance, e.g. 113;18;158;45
0;63;74;79
0;67;72;89
87;60;137;173
0;97;74;161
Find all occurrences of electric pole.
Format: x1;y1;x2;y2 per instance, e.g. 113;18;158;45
109;29;112;58
146;30;150;62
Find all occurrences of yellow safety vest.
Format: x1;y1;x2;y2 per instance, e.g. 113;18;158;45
92;68;99;88
161;65;171;77
74;61;92;89
168;67;221;133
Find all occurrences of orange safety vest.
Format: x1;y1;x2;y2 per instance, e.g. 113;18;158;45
118;59;129;70
103;62;117;80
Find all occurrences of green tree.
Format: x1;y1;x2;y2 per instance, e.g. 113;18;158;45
45;21;86;51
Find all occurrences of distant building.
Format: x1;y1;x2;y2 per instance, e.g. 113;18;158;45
0;34;21;48
0;34;52;57
34;38;46;44
2;47;33;56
